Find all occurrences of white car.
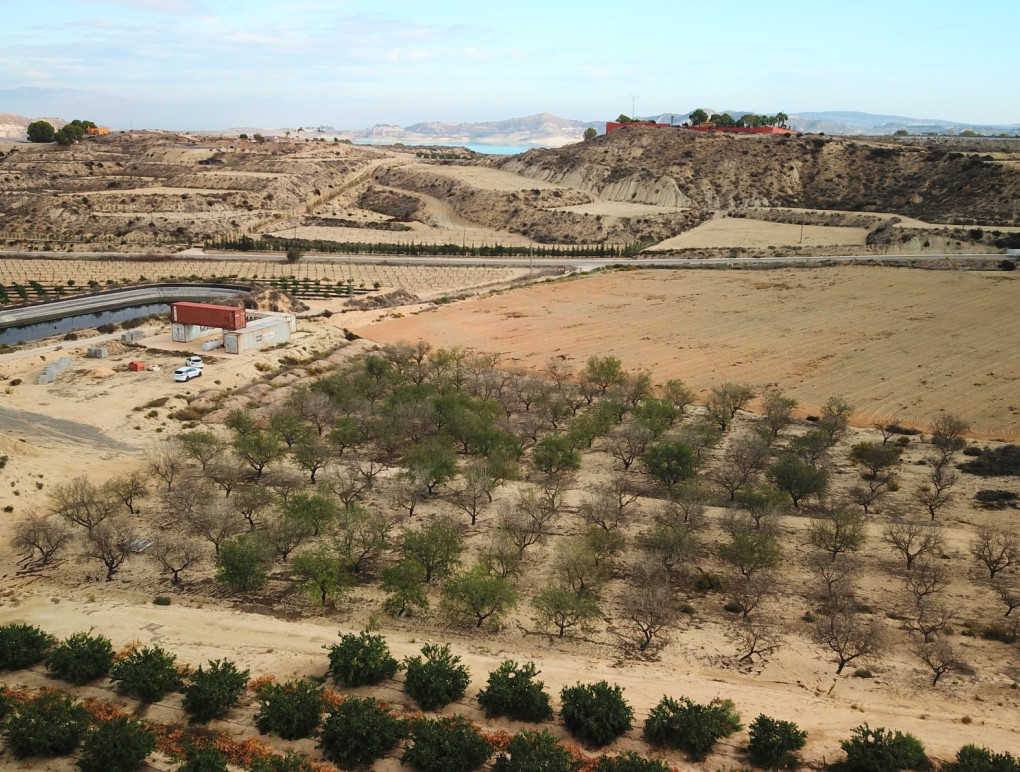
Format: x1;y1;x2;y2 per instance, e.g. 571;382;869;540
185;356;204;369
173;366;202;382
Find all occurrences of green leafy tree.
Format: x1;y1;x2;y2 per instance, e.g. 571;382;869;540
768;455;828;508
381;559;429;616
642;695;742;761
400;714;493;772
45;629;114;685
493;729;580;772
719;531;782;580
4;691;89;759
232;428;284;477
477;660;554;722
593;752;671;772
333;502;392;575
0;622;54;670
327;629;401;687
850;441;903;478
402;516;464;582
318;696;407;769
26;120;56;142
689;109;709;126
77;715;156;772
441;565;518;629
291;544;352;607
403;643;471;711
532;433;582;476
282;491;339;537
182;658;250;723
582;355;626;394
532;584;602;638
583;127;598;141
253;679;323;740
840;724;926;772
641;441;697;491
402;437;458;494
559;681;633;748
215;533;273;591
110;645;184;703
748;714;808;770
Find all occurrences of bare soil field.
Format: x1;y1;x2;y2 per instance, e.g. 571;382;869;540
650;217;870;250
361;265;1020;439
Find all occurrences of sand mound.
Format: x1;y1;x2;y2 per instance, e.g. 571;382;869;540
84;367;116;378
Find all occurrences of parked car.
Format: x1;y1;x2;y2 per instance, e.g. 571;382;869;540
173;366;202;382
185;356;204;369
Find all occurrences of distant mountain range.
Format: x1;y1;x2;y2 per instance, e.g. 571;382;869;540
1;87;1017;143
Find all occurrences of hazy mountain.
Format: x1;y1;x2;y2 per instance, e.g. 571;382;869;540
1;86;1016;142
643;109;1019;136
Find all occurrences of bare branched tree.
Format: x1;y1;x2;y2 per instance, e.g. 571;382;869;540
184;500;243;555
725;570;780;618
500;489;557;558
809;552;859;608
814;603;883;674
906;601;954;642
711;433;771;501
915;639;968;686
104;470;149;515
905;560;949;607
449;463;498;526
914;459;957;520
607;422;655;471
991;574;1020;617
146;438;187;491
149;535;205;585
930;413;969;461
48;475;118;532
971;526;1020;579
730;620;783;662
324;462;368;507
883;520;945;570
82;517;135;581
12;512;72;566
620;562;677;651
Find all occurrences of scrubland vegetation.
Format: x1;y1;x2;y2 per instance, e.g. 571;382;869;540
5;341;1020;769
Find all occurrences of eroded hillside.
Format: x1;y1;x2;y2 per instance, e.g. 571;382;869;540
500;128;1020;226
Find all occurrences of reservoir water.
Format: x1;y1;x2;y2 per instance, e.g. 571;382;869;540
0;303;169;347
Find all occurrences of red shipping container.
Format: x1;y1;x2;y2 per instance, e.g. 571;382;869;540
170;302;246;330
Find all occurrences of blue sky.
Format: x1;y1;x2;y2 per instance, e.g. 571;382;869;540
2;0;1017;130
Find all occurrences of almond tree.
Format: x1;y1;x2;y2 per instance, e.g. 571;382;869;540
814;601;883;675
883;520;944;570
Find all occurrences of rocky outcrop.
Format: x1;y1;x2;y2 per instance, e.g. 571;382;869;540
502;158;692;209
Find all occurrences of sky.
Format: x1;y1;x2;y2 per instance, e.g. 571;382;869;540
2;0;1018;131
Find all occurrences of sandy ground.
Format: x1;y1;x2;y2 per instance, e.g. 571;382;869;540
359;266;1020;440
651;218;870;250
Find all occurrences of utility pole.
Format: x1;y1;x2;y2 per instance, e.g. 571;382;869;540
631;94;637;119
